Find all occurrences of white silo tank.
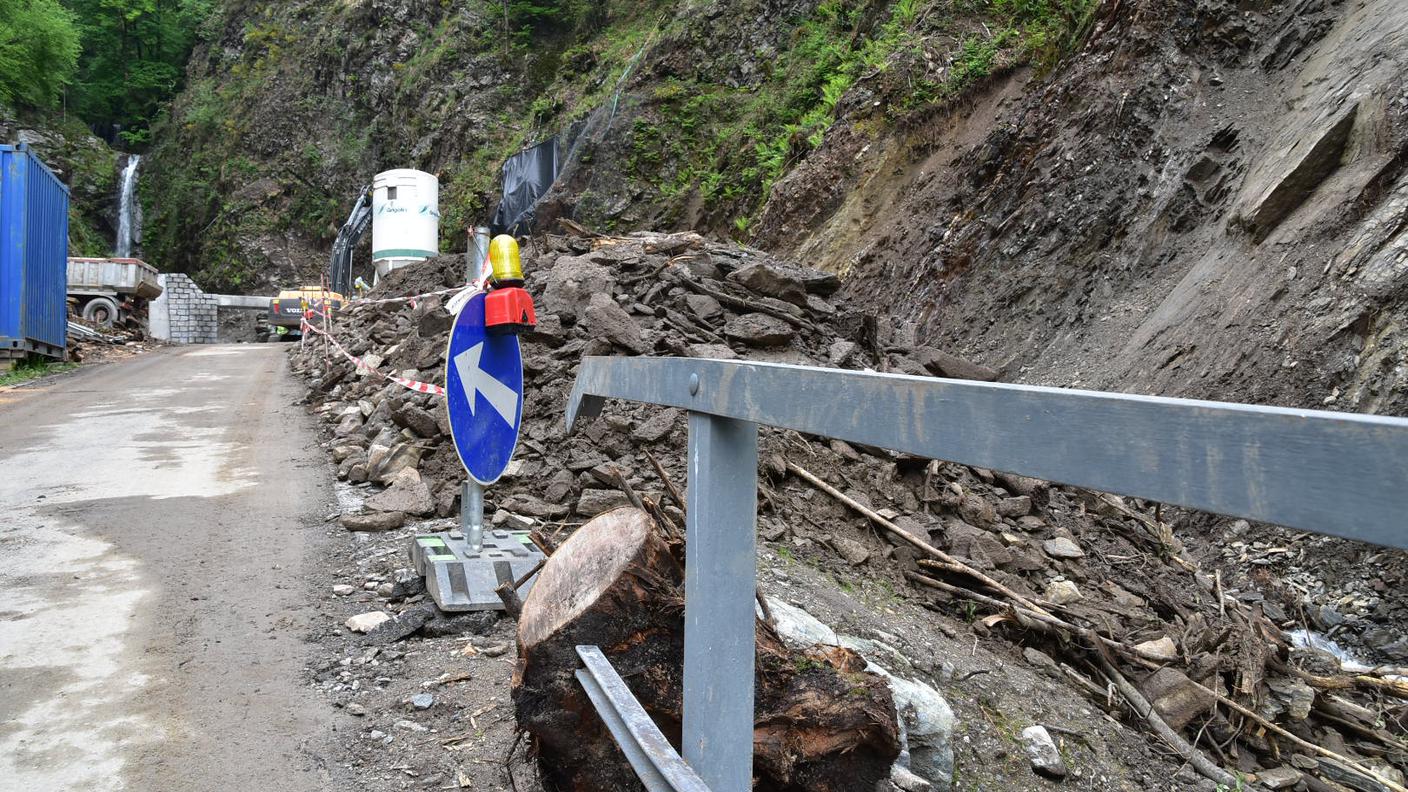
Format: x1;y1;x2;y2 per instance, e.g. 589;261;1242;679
372;169;440;280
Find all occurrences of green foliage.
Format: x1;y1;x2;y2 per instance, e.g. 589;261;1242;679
0;0;81;108
0;357;77;386
63;0;214;144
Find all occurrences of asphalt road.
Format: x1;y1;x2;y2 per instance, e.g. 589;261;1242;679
0;345;341;792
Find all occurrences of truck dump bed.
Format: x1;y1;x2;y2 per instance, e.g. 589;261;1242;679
67;258;163;300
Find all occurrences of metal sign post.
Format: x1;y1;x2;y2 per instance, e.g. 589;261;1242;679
468;226;491;285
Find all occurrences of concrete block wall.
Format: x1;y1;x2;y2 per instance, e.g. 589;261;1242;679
150;274;219;344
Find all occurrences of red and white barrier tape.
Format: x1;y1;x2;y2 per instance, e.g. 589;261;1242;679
346;254;495;311
301;317;446;397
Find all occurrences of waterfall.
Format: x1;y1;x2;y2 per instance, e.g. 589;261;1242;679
115;154;141;258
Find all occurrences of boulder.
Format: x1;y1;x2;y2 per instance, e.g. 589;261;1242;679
583;292;648;353
728;263;809;306
724;313;795;347
364;473;434;517
391;404;440;439
543;256;614;322
913;347;999;382
684;293;723;321
763;598;839;647
869;664;956;788
1140;666;1215;731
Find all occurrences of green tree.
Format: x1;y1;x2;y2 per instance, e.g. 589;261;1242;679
0;0;81;108
62;0;212;145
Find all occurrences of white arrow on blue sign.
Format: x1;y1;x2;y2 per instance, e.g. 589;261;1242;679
445;292;523;485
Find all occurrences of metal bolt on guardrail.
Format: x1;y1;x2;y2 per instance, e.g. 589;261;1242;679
566;356;1408;792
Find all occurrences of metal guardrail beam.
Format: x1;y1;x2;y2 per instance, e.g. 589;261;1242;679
574;646;712;792
568;356;1408;549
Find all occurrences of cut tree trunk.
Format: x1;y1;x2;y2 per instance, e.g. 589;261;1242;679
513;507;900;792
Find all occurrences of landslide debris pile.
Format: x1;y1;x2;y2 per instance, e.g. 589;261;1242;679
292;232;1408;792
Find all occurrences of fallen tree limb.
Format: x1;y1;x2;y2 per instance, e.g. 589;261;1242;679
790;461;1054;618
666;271;824;334
1091;647;1240;789
1181;677;1408;792
644;449;685;511
905;572;1157;666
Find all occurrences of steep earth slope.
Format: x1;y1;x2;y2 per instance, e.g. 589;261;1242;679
765;0;1408;418
141;0;1095;291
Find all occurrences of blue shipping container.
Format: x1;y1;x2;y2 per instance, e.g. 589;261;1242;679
0;143;70;364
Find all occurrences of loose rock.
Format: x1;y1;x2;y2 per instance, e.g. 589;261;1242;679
1019;725;1068;780
346;611;392;633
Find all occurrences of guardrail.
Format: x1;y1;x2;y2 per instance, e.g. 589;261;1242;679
565;356;1408;792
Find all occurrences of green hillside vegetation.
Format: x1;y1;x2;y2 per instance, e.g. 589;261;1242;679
0;0;81;108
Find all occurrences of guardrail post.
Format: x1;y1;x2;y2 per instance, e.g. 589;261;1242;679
683;412;758;792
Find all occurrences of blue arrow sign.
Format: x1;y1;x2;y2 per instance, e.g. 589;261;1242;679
445;292;523;485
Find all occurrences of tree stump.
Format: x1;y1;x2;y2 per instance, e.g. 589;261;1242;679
513;507;899;792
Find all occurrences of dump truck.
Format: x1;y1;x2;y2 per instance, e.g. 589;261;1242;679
267;286;344;341
66;257;163;328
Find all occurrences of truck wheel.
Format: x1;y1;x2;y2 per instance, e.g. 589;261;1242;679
82;297;120;327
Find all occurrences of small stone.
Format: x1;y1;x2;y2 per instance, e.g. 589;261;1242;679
1133;636;1179;663
391;404;440;439
1045;580;1082;604
684;293;722;320
828;339;857;366
491;509;536;531
1256;767;1302;789
346;703;367;716
365;602;438;645
333;584;355;596
410;693;434;710
833;537;871;565
1020;725;1068;779
375;582;395;597
958;494;997;527
890;765;932;792
1266;676;1315;720
346;611;392;633
341;511;407;532
633;408;681;443
1042;537;1085;559
997;496;1032;518
575;488;630;517
1023;647;1059;672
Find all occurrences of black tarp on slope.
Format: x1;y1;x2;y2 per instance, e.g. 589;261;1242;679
491;137;560;236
